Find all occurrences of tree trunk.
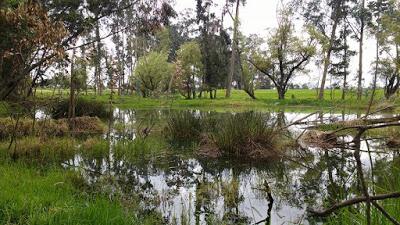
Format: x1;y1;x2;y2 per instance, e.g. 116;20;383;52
318;3;341;100
95;20;102;95
357;0;365;101
226;0;240;98
277;87;285;100
68;48;76;120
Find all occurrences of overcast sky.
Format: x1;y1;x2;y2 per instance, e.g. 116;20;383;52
173;0;378;88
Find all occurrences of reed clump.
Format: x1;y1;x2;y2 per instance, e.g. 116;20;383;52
165;111;288;160
164;111;202;143
208;112;280;159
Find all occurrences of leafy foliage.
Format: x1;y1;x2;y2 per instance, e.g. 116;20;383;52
132;51;174;97
174;41;203;99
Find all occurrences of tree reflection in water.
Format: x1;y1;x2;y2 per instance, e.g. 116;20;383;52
62;109;400;224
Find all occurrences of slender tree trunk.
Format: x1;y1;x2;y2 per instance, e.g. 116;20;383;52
342;28;348;100
226;0;240;98
68;48;76;120
366;37;379;116
357;0;365;100
319;22;339;100
319;2;342;100
95;20;102;95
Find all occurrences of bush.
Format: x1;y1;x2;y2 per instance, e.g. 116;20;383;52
51;98;110;119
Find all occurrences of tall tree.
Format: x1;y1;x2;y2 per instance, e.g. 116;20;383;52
196;0;231;99
225;0;246;98
301;0;347;100
329;22;355;100
249;6;316;99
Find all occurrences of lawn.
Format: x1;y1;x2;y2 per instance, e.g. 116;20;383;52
33;88;396;112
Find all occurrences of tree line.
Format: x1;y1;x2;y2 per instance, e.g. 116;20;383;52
0;0;399;102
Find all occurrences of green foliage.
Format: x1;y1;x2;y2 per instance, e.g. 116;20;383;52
175;41;203;99
132;51;174;97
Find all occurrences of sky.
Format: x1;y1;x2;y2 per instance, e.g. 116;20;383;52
173;0;379;88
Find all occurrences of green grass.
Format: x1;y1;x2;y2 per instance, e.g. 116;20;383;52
34;88;398;113
0;162;161;225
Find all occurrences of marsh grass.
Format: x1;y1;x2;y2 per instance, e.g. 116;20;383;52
0;162;161;225
0;116;105;139
114;136;167;162
0;137;77;164
165;111;202;143
81;137;110;159
206;112;283;159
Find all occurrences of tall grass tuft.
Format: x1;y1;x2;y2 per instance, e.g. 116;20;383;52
209;112;280;159
164;111;202;143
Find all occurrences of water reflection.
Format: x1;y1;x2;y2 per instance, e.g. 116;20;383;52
63;109;400;225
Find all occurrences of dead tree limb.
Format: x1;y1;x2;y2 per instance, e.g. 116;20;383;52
308;192;400;217
281;111;319;130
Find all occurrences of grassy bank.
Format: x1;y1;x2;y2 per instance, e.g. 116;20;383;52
33;88;397;112
0;162;160;225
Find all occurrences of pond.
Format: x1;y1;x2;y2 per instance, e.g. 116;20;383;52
60;109;399;225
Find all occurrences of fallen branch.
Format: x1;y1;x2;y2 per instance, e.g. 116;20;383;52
281;111;319;130
308;192;400;217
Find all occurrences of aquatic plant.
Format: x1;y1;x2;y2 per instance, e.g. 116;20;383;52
114;136;167;162
205;112;282;159
165;111;202;143
81;137;109;159
51;98;111;119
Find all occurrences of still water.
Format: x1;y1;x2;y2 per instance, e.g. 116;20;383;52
61;109;399;225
